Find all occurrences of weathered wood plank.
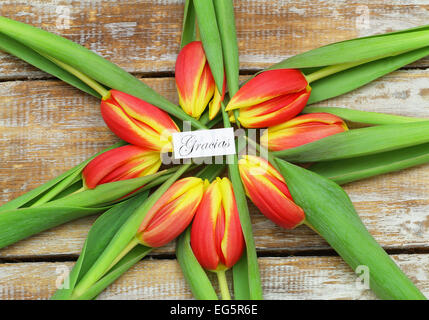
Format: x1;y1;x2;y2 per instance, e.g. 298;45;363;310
1;0;429;79
1;74;429;258
0;254;428;299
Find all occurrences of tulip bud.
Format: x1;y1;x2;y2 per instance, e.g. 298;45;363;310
225;69;311;128
190;178;244;271
82;145;162;189
261;113;348;151
238;155;305;229
137;177;204;248
100;90;179;152
175;41;225;120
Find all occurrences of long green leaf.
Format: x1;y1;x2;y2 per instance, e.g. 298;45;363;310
273;121;429;162
0;206;106;249
275;158;425;299
306;47;429;104
193;0;224;91
176;228;218;300
0;142;124;212
232;250;251;300
311;143;429;185
269;29;429;69
303;106;428;125
0;33;100;98
213;0;240;124
213;0;239;96
181;0;197;48
51;192;149;300
0;16;206;130
76;245;152;300
43;171;168;208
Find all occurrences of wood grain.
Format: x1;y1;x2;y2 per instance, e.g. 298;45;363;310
1;74;429;258
0;254;428;300
1;0;429;80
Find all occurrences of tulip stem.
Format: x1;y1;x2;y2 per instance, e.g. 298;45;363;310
216;270;231;300
304;50;409;84
37;51;110;99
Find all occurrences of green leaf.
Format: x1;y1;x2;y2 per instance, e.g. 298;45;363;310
51;192;149;300
181;0;197;48
75;245;152;300
0;17;206;130
0;142;124;212
176;228;218;300
303;106;429;125
43;170;168;208
310;143;429;185
273;121;429;162
306;47;429;104
0;33;100;98
213;0;239;96
232;250;251;300
193;0;224;92
0;206;106;249
269;29;429;69
275;158;426;299
213;0;240;124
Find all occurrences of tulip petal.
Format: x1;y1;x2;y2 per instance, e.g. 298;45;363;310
239;156;305;229
238;88;311;128
262;113;348;151
191;179;222;270
225;69;308;111
100;100;172;151
218;178;244;268
141;189;203;247
110;89;179;134
83;145;160;189
138;177;204;248
175;41;216;118
193;63;215;118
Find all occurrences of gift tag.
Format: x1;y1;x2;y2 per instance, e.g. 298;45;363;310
172;128;236;159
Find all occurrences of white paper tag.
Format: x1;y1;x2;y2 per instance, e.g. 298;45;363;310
172;128;236;159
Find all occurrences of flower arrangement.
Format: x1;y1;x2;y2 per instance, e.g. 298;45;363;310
1;1;429;300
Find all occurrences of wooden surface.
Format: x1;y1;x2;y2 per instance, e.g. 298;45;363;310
1;0;429;300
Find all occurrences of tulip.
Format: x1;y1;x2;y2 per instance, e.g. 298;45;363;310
190;177;244;272
136;177;204;248
238;155;305;229
100;90;180;152
262;113;348;151
175;41;225;120
225;69;311;128
82;144;162;189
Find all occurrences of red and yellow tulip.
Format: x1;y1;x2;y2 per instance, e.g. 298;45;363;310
82;145;162;189
100;90;179;152
261;113;348;151
238;155;305;229
137;177;204;248
175;41;225;120
190;178;244;272
225;69;311;128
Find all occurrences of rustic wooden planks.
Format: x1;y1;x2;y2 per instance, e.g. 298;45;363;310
1;254;428;300
1;0;429;80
